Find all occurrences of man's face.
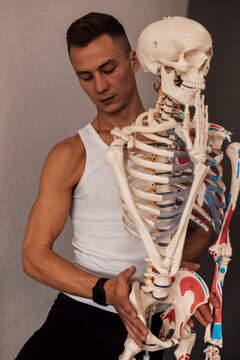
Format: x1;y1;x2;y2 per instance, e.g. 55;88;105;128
69;34;139;115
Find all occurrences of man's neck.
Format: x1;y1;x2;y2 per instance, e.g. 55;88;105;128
92;93;145;133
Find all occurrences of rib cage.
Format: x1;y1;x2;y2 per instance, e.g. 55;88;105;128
114;100;231;252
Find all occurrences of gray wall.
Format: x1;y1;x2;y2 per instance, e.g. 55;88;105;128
0;1;189;359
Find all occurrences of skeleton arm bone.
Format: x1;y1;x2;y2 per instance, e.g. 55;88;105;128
165;161;209;276
164;93;210;275
204;142;240;348
209;142;240;258
105;145;165;274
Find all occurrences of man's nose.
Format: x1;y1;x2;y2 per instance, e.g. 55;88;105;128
94;74;109;94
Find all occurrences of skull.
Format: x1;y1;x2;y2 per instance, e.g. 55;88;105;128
136;16;213;105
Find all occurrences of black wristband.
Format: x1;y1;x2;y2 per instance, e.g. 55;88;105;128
92;277;109;306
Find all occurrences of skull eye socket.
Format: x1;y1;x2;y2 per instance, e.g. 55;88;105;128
199;59;210;74
205;48;213;58
184;49;203;63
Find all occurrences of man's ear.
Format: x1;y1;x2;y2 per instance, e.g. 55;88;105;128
129;50;140;73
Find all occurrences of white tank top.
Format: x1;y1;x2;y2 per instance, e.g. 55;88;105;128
64;123;148;312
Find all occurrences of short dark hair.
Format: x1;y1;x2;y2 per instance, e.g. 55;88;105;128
66;12;131;56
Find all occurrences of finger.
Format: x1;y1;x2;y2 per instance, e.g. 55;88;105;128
188;318;195;328
180;261;200;272
125;324;144;349
119;266;136;288
117;298;148;336
121;308;149;337
119;298;138;318
123;314;148;342
194;308;210;327
198;304;213;324
120;309;148;341
209;291;220;308
122;266;136;279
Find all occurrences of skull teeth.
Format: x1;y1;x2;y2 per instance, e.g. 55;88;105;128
181;81;205;91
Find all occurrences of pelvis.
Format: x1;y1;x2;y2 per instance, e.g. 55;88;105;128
160;268;209;343
120;268;210;360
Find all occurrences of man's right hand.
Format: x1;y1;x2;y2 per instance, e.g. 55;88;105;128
105;266;148;348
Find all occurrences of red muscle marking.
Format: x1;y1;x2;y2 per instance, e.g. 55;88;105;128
154;81;161;93
180;277;205;314
177;147;189;165
211;263;218;296
178;355;190;360
215;306;222;323
178;157;189;165
161;308;176;324
210;124;222;130
215;283;222;323
216;283;222;302
219;205;233;245
179;321;184;336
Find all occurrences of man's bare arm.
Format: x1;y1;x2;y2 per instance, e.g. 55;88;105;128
182;213;212;263
22;136;102;297
22;136;148;348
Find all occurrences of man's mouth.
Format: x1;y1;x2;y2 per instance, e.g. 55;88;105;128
100;95;116;104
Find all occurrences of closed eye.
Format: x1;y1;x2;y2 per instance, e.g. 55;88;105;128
102;65;116;74
78;73;93;81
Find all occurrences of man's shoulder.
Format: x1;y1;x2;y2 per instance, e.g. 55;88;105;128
52;133;85;160
41;133;85;187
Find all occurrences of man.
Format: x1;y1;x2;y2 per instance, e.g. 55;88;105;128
16;12;217;360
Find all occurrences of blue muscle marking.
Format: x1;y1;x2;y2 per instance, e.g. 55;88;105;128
220;280;223;290
212;324;222;340
205;189;224;234
210;160;215;167
194;273;208;295
217;257;222;266
226;194;232;211
209;185;218;191
237;162;239;180
205;194;211;203
209;175;219;181
220;267;226;274
190;218;207;231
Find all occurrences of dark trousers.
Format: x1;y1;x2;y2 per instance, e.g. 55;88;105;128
15;293;164;360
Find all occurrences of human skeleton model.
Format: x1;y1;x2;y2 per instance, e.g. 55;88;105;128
105;17;240;360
